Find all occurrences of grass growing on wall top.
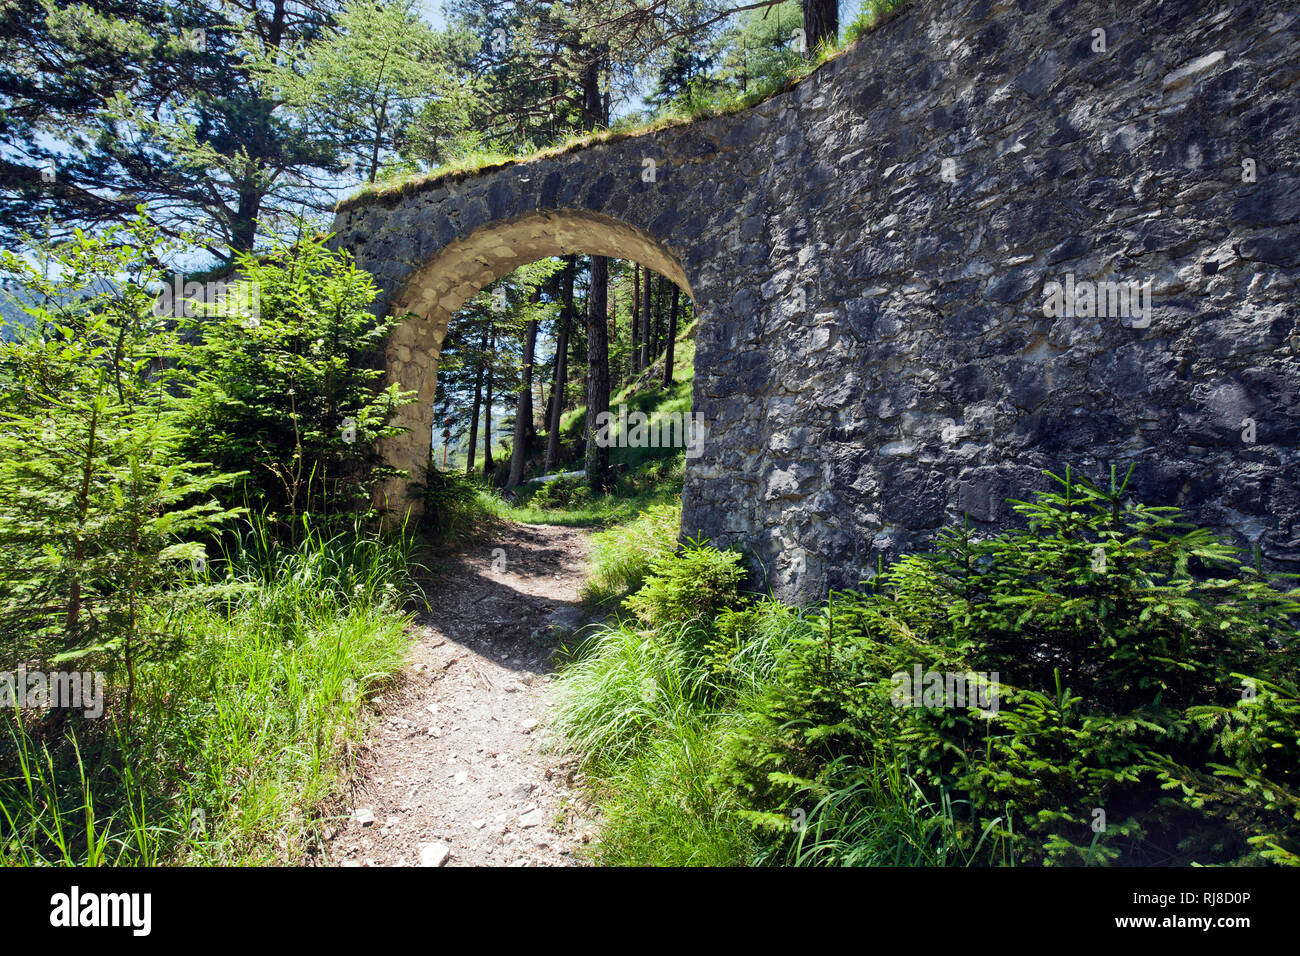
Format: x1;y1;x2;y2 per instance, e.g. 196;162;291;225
335;2;914;213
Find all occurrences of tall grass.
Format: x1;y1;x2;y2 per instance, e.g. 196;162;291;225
549;616;760;866
552;620;704;766
580;503;684;606
551;497;1003;867
0;716;163;866
768;756;1014;867
549;503;815;865
582;712;759;867
0;517;419;865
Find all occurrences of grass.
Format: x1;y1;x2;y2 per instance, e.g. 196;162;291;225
0;517;420;866
548;487;1015;868
548;616;760;866
551;610;1006;867
485;455;685;529
553;466;1300;867
576;707;760;866
580;502;684;607
768;756;1014;867
545;507;775;865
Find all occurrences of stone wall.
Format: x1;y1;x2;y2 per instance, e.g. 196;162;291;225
333;0;1300;603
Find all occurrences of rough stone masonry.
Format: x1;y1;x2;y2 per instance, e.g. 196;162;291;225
332;0;1300;603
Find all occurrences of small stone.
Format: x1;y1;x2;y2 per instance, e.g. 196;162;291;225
353;808;375;826
419;842;451;867
519;808;545;829
471;818;487;829
455;770;468;785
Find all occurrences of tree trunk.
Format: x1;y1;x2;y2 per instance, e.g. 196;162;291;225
466;368;483;474
523;294;539;446
630;264;641;374
802;0;839;52
483;321;495;474
581;56;605;133
507;304;538;490
652;275;665;360
639;267;652;372
580;48;612;490
663;284;679;387
584;255;611;491
545;259;575;473
231;185;261;256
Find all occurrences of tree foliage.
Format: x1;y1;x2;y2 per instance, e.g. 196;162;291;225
176;228;412;520
0;221;238;715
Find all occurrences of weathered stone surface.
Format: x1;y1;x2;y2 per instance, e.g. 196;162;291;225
333;0;1300;602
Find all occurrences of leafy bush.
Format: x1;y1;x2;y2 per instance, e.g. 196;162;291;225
417;467;486;539
0;222;422;866
0;221;238;708
726;467;1300;866
1165;675;1300;866
528;475;591;510
177;231;412;520
624;540;748;631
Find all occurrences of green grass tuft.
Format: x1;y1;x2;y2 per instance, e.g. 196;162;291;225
0;518;419;866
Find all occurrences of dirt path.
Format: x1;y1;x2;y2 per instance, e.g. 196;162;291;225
320;523;596;867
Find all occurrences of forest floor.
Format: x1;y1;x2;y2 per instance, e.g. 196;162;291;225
316;522;597;867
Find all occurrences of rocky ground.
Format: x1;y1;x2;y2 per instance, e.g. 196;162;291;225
316;523;597;867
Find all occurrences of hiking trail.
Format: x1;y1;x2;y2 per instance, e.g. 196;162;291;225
320;522;595;867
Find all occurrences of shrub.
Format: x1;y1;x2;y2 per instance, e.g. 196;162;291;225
417;467;485;539
727;467;1300;866
623;540;748;630
176;230;412;520
0;221;238;714
528;475;591;510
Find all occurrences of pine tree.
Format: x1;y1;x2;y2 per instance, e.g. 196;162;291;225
0;222;238;720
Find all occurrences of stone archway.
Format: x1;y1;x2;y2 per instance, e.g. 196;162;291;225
337;0;1300;602
370;208;695;513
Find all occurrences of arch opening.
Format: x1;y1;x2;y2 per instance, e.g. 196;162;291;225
376;208;697;513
